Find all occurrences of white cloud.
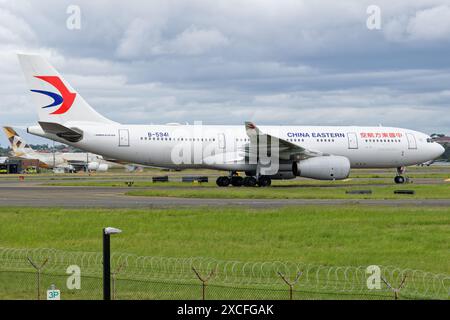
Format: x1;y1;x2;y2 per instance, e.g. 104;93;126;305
167;26;229;55
116;18;164;58
0;8;36;46
407;5;450;41
384;5;450;42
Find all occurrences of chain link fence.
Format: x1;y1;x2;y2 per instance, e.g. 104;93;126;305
0;247;448;300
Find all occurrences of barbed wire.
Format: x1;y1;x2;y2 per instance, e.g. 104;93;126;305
0;247;448;299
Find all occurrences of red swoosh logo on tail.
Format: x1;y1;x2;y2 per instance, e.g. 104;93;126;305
34;76;76;114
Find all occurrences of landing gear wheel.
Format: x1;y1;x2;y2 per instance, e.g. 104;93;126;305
243;176;257;187
231;176;244;187
394;176;406;184
257;176;272;187
216;176;231;187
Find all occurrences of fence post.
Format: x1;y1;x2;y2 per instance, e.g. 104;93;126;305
192;267;216;300
103;227;122;301
111;262;125;300
278;271;302;300
27;256;49;300
381;275;407;300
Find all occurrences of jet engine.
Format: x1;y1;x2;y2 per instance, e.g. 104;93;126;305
88;162;109;172
245;163;296;180
269;163;296;179
292;156;350;180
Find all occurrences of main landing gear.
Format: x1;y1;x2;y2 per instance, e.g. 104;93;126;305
394;167;407;184
216;173;271;187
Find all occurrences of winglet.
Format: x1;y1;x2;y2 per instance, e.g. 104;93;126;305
245;121;261;137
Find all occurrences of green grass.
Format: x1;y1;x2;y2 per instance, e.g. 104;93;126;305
44;181;217;187
125;183;450;199
43;177;449;188
351;173;450;178
0;206;448;274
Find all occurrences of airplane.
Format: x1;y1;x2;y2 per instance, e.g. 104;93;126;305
17;54;445;186
3;126;112;172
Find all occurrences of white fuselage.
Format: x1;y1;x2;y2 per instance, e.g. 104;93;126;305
29;123;444;172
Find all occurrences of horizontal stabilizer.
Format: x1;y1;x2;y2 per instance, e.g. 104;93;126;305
38;121;83;142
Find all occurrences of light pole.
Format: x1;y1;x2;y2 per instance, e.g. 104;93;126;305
103;227;122;300
52;140;55;169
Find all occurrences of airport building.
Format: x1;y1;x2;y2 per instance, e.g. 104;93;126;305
0;158;40;174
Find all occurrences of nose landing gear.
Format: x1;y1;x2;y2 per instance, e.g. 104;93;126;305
394;175;406;184
394;167;407;184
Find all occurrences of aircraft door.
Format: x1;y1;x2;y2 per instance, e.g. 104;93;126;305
406;133;417;149
218;133;226;149
347;132;358;149
119;129;130;147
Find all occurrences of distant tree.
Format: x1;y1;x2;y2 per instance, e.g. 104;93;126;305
431;133;445;138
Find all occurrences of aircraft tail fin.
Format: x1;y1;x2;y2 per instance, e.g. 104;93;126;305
2;126;36;157
17;54;116;125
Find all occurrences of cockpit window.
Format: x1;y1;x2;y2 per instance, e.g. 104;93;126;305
426;138;433;143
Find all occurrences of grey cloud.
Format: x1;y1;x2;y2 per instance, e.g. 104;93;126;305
0;0;450;148
116;22;230;58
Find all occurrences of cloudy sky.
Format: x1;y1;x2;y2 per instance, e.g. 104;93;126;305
1;0;450;147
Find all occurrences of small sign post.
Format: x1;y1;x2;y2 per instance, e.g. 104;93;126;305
47;284;60;300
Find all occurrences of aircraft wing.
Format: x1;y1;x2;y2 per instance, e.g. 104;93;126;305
65;160;89;166
102;158;129;165
244;121;326;160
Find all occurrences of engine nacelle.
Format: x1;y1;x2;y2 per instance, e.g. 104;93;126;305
87;162;108;172
97;163;109;172
88;162;99;171
293;156;350;180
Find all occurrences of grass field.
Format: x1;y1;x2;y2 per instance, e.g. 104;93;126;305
0;206;449;274
44;178;392;187
125;183;450;199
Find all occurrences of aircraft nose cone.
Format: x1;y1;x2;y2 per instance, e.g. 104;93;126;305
435;143;445;158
